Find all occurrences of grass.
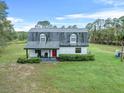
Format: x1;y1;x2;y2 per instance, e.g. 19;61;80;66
0;41;25;64
0;41;124;93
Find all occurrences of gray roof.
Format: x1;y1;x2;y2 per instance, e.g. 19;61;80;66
29;28;87;32
25;41;59;49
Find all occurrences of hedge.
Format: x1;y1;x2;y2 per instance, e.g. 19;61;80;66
59;54;95;61
17;57;41;64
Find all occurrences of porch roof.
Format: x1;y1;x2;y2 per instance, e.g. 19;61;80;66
24;41;59;49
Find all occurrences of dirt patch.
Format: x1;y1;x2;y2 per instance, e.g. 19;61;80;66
8;64;35;80
0;63;60;93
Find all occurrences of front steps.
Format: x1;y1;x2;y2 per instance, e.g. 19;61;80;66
41;58;57;62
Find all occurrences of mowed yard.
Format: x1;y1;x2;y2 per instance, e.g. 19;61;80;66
0;41;124;93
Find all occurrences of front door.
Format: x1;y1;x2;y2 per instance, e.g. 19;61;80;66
37;50;41;57
44;52;48;58
52;50;57;57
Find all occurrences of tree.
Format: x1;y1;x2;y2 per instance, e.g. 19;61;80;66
86;16;124;61
17;32;28;41
67;25;72;29
61;25;65;29
0;0;7;34
86;23;93;31
0;0;7;20
104;18;113;28
72;25;78;29
86;18;122;45
37;21;50;28
53;25;57;29
93;19;105;30
119;16;124;61
0;0;16;47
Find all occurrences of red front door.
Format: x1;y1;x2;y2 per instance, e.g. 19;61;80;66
52;50;57;57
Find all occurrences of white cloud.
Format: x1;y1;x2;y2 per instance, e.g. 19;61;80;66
7;17;23;24
56;14;85;20
7;17;36;31
10;8;124;31
14;23;35;31
56;9;124;20
95;0;124;6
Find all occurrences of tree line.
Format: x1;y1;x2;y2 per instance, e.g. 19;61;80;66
86;17;124;45
0;0;17;47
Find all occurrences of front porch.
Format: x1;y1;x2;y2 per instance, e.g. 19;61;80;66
25;49;59;59
24;41;60;60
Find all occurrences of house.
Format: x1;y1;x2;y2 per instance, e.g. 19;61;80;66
24;27;89;60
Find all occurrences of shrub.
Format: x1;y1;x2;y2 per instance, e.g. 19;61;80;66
17;57;28;64
17;57;41;64
28;58;40;64
59;54;95;61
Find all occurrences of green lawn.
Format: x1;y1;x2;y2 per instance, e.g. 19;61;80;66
0;41;26;64
0;42;124;93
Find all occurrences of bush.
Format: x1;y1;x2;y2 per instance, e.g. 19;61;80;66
28;58;41;64
17;57;41;64
59;54;95;61
17;57;27;64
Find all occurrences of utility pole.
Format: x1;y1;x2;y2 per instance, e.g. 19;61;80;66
121;40;124;62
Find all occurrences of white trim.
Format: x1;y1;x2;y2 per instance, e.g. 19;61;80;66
70;34;77;44
40;34;46;42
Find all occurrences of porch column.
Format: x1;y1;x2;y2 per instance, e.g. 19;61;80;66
26;49;28;58
49;50;51;57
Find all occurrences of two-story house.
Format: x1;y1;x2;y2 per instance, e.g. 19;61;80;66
24;28;89;60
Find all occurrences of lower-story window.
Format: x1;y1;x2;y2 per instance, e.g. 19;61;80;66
75;48;81;53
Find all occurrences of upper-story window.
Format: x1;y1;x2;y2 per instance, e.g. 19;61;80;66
70;34;77;44
40;34;46;42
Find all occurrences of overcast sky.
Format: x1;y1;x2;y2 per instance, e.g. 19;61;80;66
5;0;124;31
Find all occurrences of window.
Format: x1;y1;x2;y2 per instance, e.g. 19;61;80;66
41;38;45;41
70;34;77;44
75;48;81;53
40;34;46;42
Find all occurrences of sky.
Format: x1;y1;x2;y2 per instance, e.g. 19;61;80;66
4;0;124;31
